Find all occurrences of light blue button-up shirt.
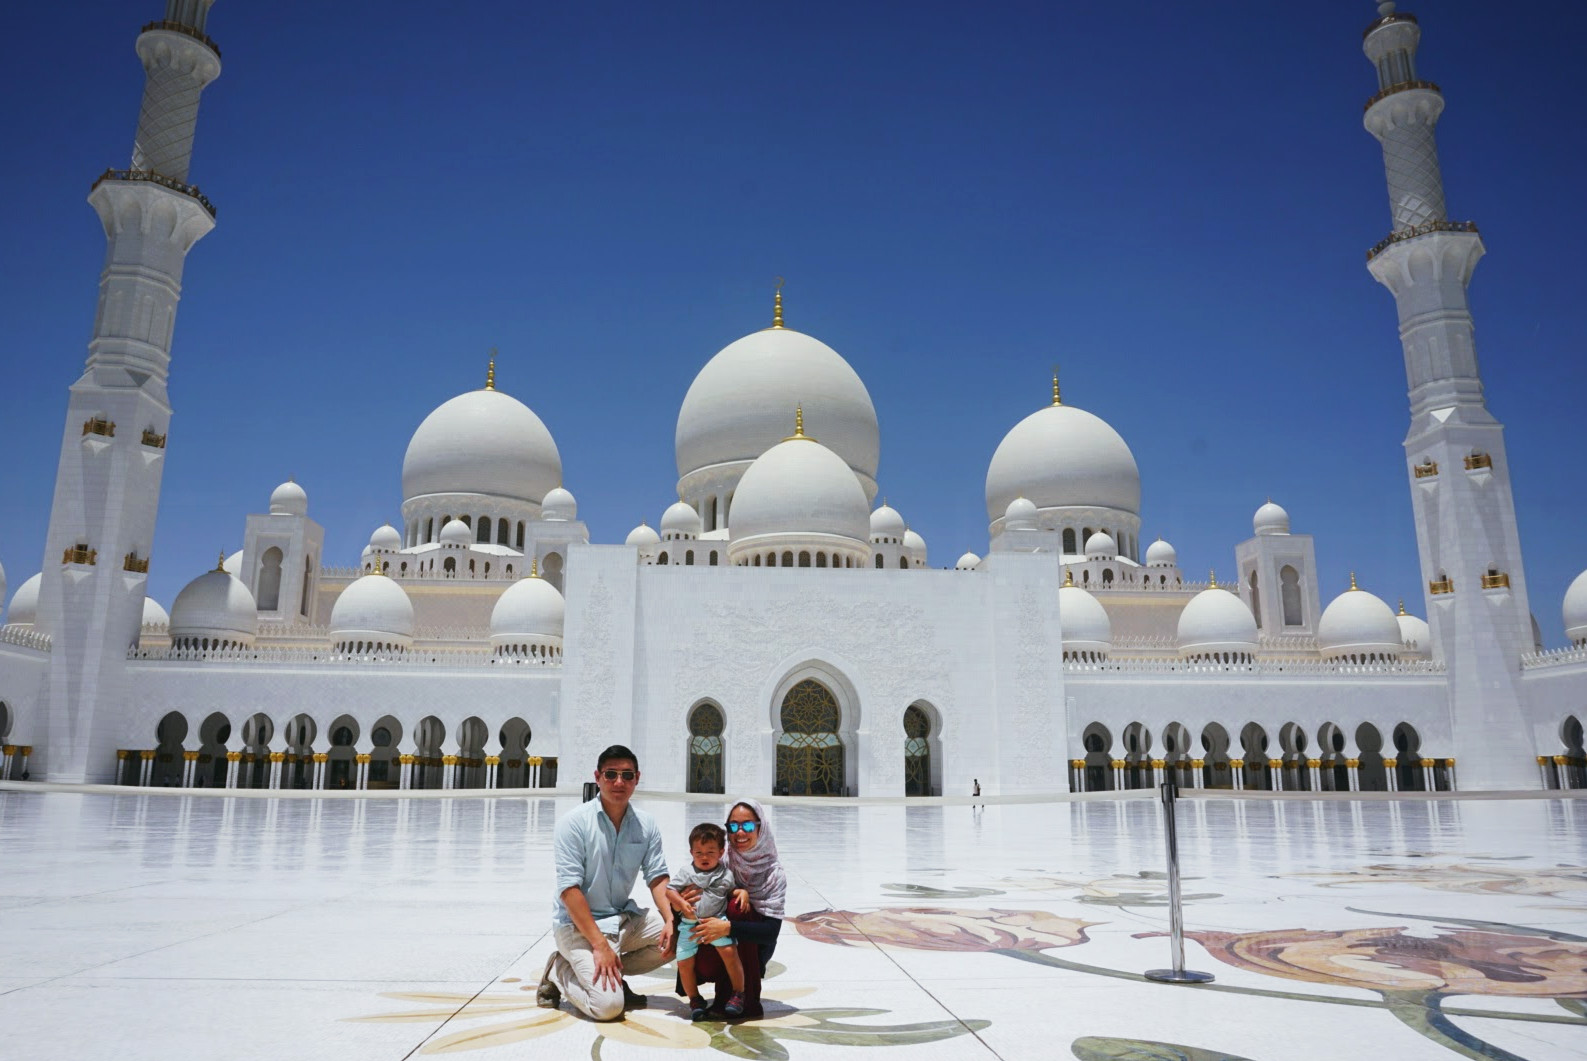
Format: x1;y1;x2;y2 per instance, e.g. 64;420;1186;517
552;797;669;930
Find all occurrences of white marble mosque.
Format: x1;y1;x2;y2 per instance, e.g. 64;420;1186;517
3;0;1587;799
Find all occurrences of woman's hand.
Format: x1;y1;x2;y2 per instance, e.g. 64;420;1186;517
690;916;734;945
729;888;752;915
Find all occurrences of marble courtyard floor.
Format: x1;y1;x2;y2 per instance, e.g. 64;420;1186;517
0;788;1584;1060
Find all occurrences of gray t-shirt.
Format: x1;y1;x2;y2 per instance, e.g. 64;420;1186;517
670;860;737;919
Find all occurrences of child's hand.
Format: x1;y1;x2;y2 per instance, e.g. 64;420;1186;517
729;889;751;914
666;889;697;919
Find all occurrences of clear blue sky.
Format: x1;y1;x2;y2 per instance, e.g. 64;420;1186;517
2;1;1584;641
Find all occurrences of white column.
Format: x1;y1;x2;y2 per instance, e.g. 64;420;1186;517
443;756;456;790
399;756;412;790
225;753;238;789
1110;759;1125;791
1307;759;1322;791
140;751;154;787
1385;758;1400;792
268;755;282;790
1150;759;1165;788
1445;758;1458;791
1268;759;1284;792
1539;756;1557;789
1192;759;1206;789
1230;759;1245;791
1421;758;1436;792
1346;758;1361;793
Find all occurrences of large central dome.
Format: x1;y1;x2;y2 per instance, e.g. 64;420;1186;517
676;325;879;489
985;401;1140;521
402;387;562;505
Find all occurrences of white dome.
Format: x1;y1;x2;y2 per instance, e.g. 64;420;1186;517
1004;496;1039;531
439;518;473;546
141;596;170;626
369;524;402;551
1145;538;1178;567
662;501;702;539
626;522;661;547
1317;581;1404;659
330;571;414;642
402;387;562;505
1084;531;1117;559
269;479;308;516
1060;583;1113;654
729;435;870;545
1254;500;1290;536
870;503;906;540
985;402;1140;521
1177;587;1258;657
1564;569;1587;644
541;487;577;521
490;574;566;644
7;573;41;626
903;529;927;561
676;326;879;486
223;550;243;577
1397;605;1432;659
955;552;981;571
170;568;257;644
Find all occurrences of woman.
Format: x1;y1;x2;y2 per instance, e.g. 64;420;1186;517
679;799;785;1018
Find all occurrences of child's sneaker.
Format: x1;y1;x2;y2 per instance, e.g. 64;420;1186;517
723;992;745;1017
688;996;711;1022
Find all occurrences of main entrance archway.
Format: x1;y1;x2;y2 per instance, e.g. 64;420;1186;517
776;679;844;796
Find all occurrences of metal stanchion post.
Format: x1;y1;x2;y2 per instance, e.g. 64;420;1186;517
1145;778;1215;985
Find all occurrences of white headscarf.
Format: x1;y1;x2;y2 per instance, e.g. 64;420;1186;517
724;798;786;918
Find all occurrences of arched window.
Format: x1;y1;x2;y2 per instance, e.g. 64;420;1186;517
709;551;719;566
1102;568;1114;584
904;705;933;796
798;551;811;567
497;517;510;544
1248;570;1262;628
752;555;761;567
685;550;695;566
1280;565;1302;626
898;555;908;569
874;555;884;569
516;522;525;548
658;551;669;565
816;553;828;568
1063;528;1077;553
444;556;456;576
256;547;284;611
300;556;314;615
782;551;794;567
687;703;725;794
776;680;843;796
476;518;490;543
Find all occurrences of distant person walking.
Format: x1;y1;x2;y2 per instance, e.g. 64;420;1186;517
972;778;981;807
538;745;674;1021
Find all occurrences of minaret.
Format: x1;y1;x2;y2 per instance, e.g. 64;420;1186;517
1361;3;1536;788
34;2;222;782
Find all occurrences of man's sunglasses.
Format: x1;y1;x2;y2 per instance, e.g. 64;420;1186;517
726;821;758;834
600;770;637;782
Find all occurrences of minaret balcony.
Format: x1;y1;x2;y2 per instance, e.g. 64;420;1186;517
139;20;220;58
1366;218;1479;262
63;545;98;566
141;428;167;449
1481;571;1510;590
1463;452;1493;470
82;417;116;438
1428;577;1454;595
1363;78;1440;112
1412;460;1438;479
123;553;150;574
91;169;216;219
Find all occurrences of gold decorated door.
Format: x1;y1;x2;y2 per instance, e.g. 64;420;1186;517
775;679;844;796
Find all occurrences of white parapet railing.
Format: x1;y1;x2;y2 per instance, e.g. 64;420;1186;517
127;644;558;669
1521;644;1587;670
1064;657;1446;677
0;624;51;652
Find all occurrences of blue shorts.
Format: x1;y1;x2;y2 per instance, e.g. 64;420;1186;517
675;917;735;961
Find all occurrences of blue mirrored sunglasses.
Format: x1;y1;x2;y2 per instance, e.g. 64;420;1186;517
726;821;758;834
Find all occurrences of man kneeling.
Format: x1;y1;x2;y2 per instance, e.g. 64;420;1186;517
538;745;674;1021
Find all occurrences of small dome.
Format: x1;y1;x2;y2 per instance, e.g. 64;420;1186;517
662;501;703;539
490;573;566;644
1004;496;1039;531
903;529;927;562
955;552;981;571
1317;578;1403;659
1060;582;1112;654
870;503;907;540
1564;569;1587;644
729;434;870;545
439;518;473;546
1177;587;1258;658
330;570;415;644
1145;538;1178;567
223;550;243;577
7;573;41;626
985;401;1140;521
626;522;661;547
1397;603;1432;659
402;387;562;505
171;567;257;646
1253;500;1290;536
269;479;308;516
1084;531;1117;559
142;596;170;626
541;487;577;521
369;524;402;551
677;325;879;487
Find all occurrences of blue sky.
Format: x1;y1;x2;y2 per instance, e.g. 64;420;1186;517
2;1;1584;640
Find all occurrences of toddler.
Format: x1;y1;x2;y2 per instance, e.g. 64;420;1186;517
668;822;747;1020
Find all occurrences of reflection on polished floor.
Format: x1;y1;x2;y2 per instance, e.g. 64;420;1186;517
0;791;1583;1060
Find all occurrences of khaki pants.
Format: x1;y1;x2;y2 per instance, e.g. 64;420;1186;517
549;909;671;1021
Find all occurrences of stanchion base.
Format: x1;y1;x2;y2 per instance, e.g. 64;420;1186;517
1144;968;1215;984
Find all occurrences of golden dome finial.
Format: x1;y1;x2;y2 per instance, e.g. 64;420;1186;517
530;556;539;579
373;556;384;576
1064;568;1074;588
215;551;227;572
772;276;785;329
1208;568;1218;588
784;403;810;441
1349;571;1359;591
1052;367;1062;407
1398;598;1407;615
485;347;497;391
